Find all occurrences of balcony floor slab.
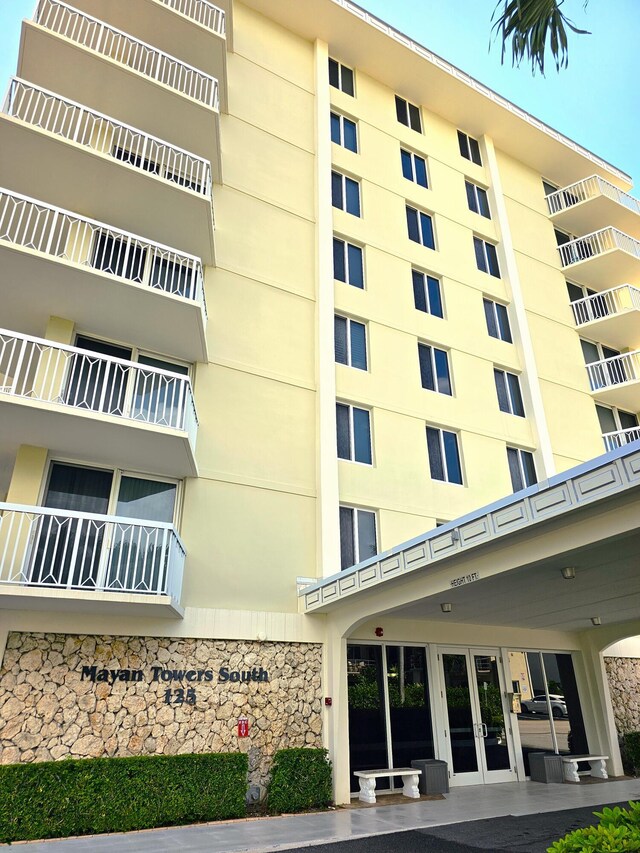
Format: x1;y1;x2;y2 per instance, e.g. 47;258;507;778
562;247;640;288
551;194;640;241
592;380;640;412
576;308;640;351
0;584;184;617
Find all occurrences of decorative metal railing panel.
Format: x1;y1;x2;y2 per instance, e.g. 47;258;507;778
571;285;640;327
0;503;184;599
586;351;640;392
602;427;640;451
34;0;219;108
558;227;640;268
0;189;206;310
547;175;640;217
4;78;212;197
0;329;198;441
156;0;225;34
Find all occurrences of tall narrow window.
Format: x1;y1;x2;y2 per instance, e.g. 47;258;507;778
465;181;490;218
458;130;482;166
332;171;361;216
336;403;372;464
474;237;500;278
401;149;428;188
329;58;354;95
426;427;463;484
395;96;422;132
507;447;537;492
412;271;443;317
339;506;377;569
406;206;435;249
335;316;367;370
333;237;363;288
494;369;525;417
418;344;451;395
483;298;512;342
330;112;358;153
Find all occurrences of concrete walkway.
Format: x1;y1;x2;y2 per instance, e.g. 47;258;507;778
7;779;640;852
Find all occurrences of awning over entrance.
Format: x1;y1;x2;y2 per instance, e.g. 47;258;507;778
300;444;640;633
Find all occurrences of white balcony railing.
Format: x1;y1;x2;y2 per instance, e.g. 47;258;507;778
0;189;206;310
558;227;640;269
586;351;640;392
157;0;225;34
4;78;213;197
34;0;219;109
571;285;640;327
0;329;198;442
547;176;640;217
0;503;184;599
602;427;640;452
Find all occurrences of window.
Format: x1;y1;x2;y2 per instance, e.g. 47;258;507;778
567;281;608;324
335;316;367;370
483;298;512;342
494;369;525;417
328;58;354;95
418;344;451;395
395;96;421;132
596;404;639;448
542;179;559;197
458;130;482;166
406;205;435;249
426;427;463;484
474;237;500;278
465;181;490;218
332;171;361;216
339;506;376;569
507;447;537;492
581;339;624;390
330;112;357;153
401;149;428;188
336;403;372;464
412;270;443;317
333;237;363;288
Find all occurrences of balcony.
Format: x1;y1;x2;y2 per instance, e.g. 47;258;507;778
67;0;229;110
558;228;640;288
586;351;640;411
547;176;640;240
0;189;208;362
0;330;198;478
571;285;640;350
0;504;184;616
603;426;640;452
1;80;216;263
18;0;221;165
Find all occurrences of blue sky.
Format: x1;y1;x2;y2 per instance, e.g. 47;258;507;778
0;0;638;194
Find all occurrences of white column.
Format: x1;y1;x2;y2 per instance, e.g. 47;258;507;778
322;622;350;804
313;40;341;577
482;136;555;479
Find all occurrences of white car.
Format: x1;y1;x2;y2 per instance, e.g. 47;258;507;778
520;694;567;718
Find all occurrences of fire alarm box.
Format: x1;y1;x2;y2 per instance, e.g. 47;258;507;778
237;716;249;738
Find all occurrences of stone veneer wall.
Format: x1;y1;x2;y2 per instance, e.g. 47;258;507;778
605;656;640;734
0;633;323;790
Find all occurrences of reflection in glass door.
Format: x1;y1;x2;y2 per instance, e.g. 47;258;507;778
440;648;515;785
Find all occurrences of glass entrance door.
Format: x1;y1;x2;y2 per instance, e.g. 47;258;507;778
439;648;516;786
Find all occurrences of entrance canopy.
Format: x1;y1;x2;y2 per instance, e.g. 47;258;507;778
301;445;640;634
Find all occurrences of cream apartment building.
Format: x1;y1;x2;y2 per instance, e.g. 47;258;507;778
0;0;639;804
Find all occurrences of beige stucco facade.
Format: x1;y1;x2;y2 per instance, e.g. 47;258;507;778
0;0;639;805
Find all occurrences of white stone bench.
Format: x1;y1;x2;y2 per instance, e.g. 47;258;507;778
561;754;609;783
354;768;422;804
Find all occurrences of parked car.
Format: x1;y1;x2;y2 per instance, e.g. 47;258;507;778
520;694;567;718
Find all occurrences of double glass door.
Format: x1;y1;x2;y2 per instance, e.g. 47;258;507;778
439;648;516;785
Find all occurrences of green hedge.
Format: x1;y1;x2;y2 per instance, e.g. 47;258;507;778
0;752;248;843
267;748;332;814
548;801;640;852
622;732;640;776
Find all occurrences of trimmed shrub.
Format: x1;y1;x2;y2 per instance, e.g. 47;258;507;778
548;801;640;852
622;732;640;776
0;752;248;844
266;748;332;814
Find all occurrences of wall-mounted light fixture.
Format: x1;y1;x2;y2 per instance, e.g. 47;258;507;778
561;567;576;580
440;602;452;613
590;616;602;626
